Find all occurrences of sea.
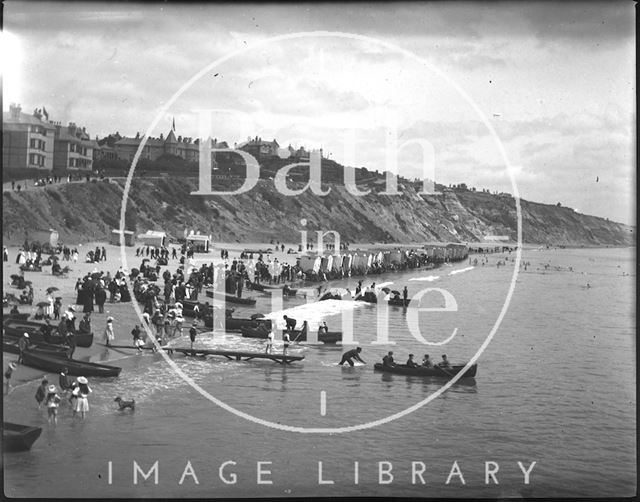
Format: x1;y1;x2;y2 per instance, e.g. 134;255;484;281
3;246;636;498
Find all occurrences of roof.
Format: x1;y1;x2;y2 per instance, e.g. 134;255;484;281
165;129;178;144
56;127;98;147
186;234;211;242
115;136;165;147
3;111;56;128
140;230;166;237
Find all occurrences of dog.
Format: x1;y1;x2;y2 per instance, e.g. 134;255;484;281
114;396;135;411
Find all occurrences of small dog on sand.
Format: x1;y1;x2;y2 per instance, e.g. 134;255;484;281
114;396;135;411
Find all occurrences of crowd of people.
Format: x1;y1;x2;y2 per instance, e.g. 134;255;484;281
32;372;92;426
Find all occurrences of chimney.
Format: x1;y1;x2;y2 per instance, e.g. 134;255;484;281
68;122;77;136
10;103;21;120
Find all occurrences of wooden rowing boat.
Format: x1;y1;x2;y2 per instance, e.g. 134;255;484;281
373;362;477;378
3;319;94;347
3;422;42;452
240;326;342;344
205;290;257;305
3;339;72;358
2;313;30;322
21;350;122;377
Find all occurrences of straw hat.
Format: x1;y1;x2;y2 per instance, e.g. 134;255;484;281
77;376;88;384
48;384;57;393
23;332;29;338
9;362;17;370
107;316;114;322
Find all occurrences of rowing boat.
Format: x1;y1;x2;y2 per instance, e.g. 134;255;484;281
373;362;477;378
205;290;257;305
3;422;42;452
3;339;72;358
21;350;122;377
3;319;94;347
240;326;342;344
2;313;30;322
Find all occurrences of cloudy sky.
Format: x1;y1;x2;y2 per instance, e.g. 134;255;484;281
2;2;635;224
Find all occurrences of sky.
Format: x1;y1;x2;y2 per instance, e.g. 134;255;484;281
2;1;635;225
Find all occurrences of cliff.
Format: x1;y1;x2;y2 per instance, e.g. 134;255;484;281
2;177;634;247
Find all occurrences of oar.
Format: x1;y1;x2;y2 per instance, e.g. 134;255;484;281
434;364;454;378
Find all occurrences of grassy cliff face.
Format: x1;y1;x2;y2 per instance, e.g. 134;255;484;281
2;177;635;246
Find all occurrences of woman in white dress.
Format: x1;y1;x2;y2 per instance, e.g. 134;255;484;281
73;376;92;419
104;317;115;346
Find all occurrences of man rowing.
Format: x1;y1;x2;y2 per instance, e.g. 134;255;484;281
382;351;395;367
338;347;366;367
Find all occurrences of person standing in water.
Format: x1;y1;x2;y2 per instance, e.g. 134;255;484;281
35;378;48;409
265;327;275;354
338;347;366;366
4;362;17;395
73;376;92;420
45;385;61;427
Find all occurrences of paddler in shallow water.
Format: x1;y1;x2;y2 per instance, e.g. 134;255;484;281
338;347;366;366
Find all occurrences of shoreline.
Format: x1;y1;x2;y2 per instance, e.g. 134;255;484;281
1;239;624;390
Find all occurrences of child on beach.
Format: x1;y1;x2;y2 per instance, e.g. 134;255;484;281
72;377;91;420
104;317;115;346
45;385;61;426
4;362;17;395
189;322;198;349
35;378;48;408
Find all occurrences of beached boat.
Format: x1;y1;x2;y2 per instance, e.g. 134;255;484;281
241;326;342;344
224;316;272;332
3;422;43;452
373;363;477;378
3;339;72;358
3;319;94;347
2;312;31;322
205;290;257;305
21;350;122;377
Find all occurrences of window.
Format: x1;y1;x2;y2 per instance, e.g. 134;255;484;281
29;153;44;166
29;138;45;150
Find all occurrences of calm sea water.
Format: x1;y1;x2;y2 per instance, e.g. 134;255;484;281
3;247;635;498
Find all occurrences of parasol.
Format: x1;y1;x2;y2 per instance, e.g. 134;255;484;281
36;301;50;307
250;313;265;320
46;286;59;295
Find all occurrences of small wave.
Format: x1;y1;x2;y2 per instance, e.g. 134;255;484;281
448;266;475;276
409;275;440;282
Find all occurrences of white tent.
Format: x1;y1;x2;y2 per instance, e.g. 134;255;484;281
110;229;135;246
186;233;212;253
137;230;166;248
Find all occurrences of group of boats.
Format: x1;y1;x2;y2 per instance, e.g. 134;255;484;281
2;314;122;377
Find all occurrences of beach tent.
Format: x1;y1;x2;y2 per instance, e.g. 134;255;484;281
299;255;321;274
49;230;59;248
320;255;333;273
186;233;212;253
110;229;135;246
137;230;166;248
342;254;352;275
331;254;343;272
